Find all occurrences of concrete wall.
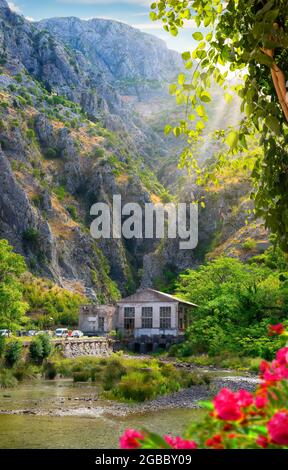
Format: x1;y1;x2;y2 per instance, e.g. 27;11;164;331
79;305;116;335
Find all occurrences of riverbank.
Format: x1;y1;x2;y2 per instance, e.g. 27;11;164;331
0;371;260;419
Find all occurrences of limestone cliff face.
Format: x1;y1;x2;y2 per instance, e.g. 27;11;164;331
0;0;268;298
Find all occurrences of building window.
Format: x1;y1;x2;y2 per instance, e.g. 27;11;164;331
124;307;135;332
160;306;171;329
141;307;153;329
98;317;105;332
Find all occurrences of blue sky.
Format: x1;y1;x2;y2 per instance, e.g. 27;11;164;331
7;1;196;52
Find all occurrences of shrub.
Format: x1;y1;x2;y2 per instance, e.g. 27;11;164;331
5;341;23;368
0;369;18;389
118;372;156;402
242;238;257;251
23;228;39;243
29;334;52;364
66;205;78;220
73;371;90;382
44;148;60;159
13;362;37;382
43;362;57;380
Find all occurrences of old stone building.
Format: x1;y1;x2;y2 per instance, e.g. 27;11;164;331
79;305;116;336
116;288;197;338
79;289;197;350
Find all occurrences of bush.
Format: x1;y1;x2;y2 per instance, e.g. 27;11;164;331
242;238;257;251
23;228;39;243
73;371;90;382
29;334;52;364
0;369;18;389
43;362;57;380
5;341;23;368
118;372;156;402
13;362;37;382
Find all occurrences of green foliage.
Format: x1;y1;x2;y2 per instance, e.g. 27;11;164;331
5;341;23;368
43;361;57;380
29;334;52;364
50;355;197;402
243;238;257;251
23;228;39;244
0;335;5;357
0;239;28;330
0;369;18;389
66;205;78;221
174;255;288;359
151;0;288;250
22;274;86;327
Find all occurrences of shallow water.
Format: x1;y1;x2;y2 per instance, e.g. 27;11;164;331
0;380;204;449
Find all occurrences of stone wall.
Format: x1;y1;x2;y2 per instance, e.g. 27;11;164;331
61;338;113;358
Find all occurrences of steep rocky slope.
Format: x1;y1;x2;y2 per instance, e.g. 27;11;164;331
0;0;269;298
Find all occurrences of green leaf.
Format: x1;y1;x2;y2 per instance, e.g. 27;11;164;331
200;91;212;103
182;51;191;61
149;12;157;21
164;125;172;135
169;84;177;94
198;400;213;410
196;120;205;131
265;115;280;135
196;105;206;117
192;31;204;41
178;73;186;85
226;130;239;149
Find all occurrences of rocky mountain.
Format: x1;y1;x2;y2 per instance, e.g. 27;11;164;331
0;0;269;300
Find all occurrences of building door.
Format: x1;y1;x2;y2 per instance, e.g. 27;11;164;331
124;307;135;335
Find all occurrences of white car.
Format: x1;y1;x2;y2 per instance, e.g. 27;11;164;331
55;328;69;338
0;329;11;337
71;330;84;338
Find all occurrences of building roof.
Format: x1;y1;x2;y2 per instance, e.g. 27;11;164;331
117;288;198;307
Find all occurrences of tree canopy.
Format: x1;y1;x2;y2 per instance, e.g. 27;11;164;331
150;0;288;250
174;254;288;358
0;239;28;329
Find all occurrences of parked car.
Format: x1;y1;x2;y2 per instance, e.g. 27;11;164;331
55;328;68;338
71;330;84;338
35;331;46;336
0;329;11;337
27;330;38;337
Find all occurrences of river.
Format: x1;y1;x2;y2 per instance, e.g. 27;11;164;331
0;371;259;449
0;379;205;449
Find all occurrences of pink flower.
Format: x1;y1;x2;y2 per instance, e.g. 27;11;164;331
235;390;253;408
213;388;242;421
256;435;269;448
268;411;288;445
206;434;223;449
119;429;144;449
276;347;288;366
268;323;285;336
255;395;268;409
165;435;197;449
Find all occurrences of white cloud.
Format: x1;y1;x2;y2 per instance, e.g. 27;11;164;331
8;2;21;13
26;17;35;22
